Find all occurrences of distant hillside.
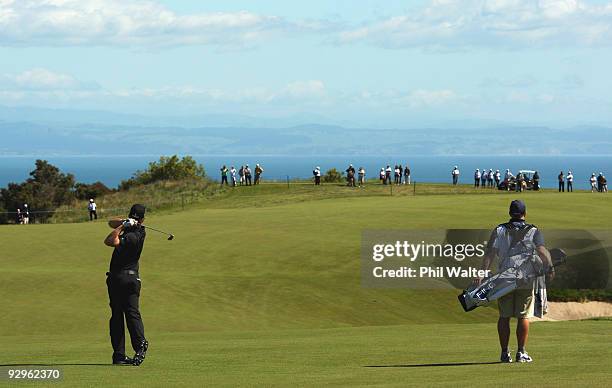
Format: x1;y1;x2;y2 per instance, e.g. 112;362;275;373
1;116;611;156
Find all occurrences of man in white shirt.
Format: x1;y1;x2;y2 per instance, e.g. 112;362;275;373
88;198;98;221
230;166;237;186
474;169;481;188
452;166;460;185
313;166;321;185
566;170;574;192
590;173;597;192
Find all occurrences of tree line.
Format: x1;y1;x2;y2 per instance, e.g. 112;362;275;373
0;155;206;223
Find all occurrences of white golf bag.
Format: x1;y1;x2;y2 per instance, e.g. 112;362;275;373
458;224;566;312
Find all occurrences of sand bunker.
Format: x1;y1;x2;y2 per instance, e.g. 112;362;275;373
533;301;612;321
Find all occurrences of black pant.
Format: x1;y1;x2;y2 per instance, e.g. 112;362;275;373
314;176;320;185
245;175;252;185
89;210;97;221
221;175;228;185
106;273;145;356
559;182;565;192
567;181;573;192
474;179;479;188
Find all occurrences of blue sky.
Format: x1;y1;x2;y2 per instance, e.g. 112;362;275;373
0;0;611;128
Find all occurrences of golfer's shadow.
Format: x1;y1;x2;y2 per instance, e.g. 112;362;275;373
365;361;501;368
0;363;112;367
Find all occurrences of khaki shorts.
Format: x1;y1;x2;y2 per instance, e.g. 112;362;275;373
498;288;535;318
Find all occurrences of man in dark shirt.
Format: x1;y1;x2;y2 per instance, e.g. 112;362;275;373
104;204;148;366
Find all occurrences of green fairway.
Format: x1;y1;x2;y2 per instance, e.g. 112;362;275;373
2;321;611;387
1;185;611;386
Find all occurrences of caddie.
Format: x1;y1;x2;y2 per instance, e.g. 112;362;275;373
474;200;554;363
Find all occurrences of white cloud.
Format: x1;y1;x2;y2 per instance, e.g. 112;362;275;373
0;68;98;90
405;89;457;107
338;0;612;48
0;0;290;47
283;80;326;98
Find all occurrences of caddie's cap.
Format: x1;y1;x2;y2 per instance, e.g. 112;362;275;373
509;200;526;217
129;204;146;220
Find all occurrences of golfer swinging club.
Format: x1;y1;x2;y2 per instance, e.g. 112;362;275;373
475;200;554;363
104;204;149;366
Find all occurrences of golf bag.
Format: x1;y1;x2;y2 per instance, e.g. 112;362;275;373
458;224;566;312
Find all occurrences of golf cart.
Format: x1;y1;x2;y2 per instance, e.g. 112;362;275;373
498;170;538;191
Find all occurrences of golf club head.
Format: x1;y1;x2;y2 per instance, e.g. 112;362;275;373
168;234;174;241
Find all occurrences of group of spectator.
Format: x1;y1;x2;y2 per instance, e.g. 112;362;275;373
453;165;608;192
379;164;411;185
472;168;502;188
589;172;608;193
220;164;264;186
344;164;367;187
14;203;30;224
313;163;412;187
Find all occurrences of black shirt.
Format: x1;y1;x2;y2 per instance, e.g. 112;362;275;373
109;226;146;273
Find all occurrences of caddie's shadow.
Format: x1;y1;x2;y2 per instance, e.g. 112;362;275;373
365;361;501;368
0;363;112;367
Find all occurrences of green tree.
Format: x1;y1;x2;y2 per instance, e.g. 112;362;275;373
0;160;76;222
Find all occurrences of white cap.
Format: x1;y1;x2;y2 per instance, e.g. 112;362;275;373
90;198;94;202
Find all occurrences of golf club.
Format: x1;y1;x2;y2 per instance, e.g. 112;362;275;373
143;225;174;240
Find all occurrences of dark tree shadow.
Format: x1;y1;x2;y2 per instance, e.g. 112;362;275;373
365;361;502;368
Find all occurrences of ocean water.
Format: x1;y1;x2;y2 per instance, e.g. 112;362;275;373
0;155;610;190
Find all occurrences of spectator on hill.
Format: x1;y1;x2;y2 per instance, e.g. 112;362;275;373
474;169;481;188
558;171;565;192
346;164;356;187
230;166;237;186
254;164;264;185
239;166;245;186
385;165;392;185
590;173;597;192
566;170;574;192
404;165;411;185
313;166;321;185
452;166;460;185
394;165;401;185
358;167;366;187
380;168;386;184
22;204;29;224
15;208;22;224
600;173;608;193
494;169;501;187
220;165;229;185
533;171;540;191
88;198;98;221
516;172;525;192
487;169;494;188
244;165;252;186
481;168;487;188
345;164;356;187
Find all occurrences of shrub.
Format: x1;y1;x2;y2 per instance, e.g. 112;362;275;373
322;168;344;183
120;155;206;190
75;181;114;200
